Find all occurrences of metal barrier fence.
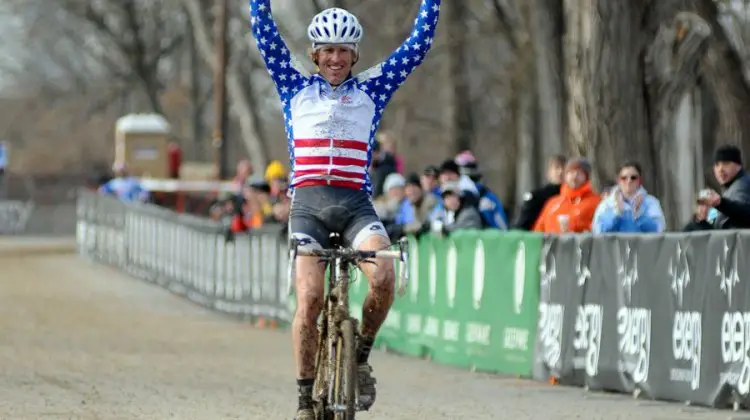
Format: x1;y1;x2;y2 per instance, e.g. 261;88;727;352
76;189;291;322
0;200;34;234
0;172;86;236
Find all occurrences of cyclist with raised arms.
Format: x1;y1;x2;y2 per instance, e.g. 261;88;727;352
249;1;441;418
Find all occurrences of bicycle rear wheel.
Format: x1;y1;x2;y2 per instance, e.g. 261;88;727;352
333;319;357;419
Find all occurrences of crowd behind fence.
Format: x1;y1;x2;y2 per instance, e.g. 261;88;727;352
75;189;750;412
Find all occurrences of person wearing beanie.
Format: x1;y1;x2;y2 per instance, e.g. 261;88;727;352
692;144;750;229
373;172;407;224
533;157;601;233
512;154;567;230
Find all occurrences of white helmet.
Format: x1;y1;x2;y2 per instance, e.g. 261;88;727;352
307;8;363;50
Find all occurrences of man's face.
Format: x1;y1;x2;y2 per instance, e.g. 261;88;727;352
714;161;741;185
316;45;355;86
547;162;564;184
439;171;460;185
564;169;585;189
421;174;438;191
405;184;423;203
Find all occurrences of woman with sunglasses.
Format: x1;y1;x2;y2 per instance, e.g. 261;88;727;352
592;161;666;233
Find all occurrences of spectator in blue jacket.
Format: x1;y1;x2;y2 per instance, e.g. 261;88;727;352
454;152;509;230
98;162;150;203
592;161;665;233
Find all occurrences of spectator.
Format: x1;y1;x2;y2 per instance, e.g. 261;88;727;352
512;154;567;230
592;161;665;233
385;173;438;239
455;151;509;229
369;140;398;197
377;131;405;174
265;160;289;202
428;159;481;224
683;200;720;231
691;145;750;229
437;159;479;197
243;176;275;229
533;157;600;233
374;173;407;222
98;163;150;203
403;173;438;231
210;191;247;241
430;181;483;235
231;159;253;191
421;165;441;198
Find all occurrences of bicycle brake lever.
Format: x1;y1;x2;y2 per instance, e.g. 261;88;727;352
397;237;409;297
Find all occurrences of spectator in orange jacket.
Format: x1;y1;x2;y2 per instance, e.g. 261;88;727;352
533;158;601;233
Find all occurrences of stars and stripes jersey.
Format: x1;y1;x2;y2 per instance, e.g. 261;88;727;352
249;0;441;195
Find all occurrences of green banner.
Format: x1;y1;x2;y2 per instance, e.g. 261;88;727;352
347;230;542;377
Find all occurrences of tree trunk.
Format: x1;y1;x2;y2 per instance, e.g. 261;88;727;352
645;11;711;228
182;0;268;172
186;5;204;160
446;0;474;153
531;0;565;172
563;0;655;189
694;0;750;158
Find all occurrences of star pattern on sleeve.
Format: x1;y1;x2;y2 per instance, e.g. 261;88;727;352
249;0;308;101
359;0;441;107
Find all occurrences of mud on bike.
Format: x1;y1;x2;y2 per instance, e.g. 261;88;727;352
287;233;410;420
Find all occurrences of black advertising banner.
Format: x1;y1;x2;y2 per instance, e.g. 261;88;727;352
533;231;750;410
533;234;593;386
590;235;649;395
646;234;710;404
710;231;749;408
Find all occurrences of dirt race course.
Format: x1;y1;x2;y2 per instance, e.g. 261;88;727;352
1;239;748;420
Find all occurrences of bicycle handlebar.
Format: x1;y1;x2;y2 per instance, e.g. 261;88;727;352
286;237;410;298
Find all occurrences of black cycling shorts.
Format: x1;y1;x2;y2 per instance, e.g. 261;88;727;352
289;186;388;251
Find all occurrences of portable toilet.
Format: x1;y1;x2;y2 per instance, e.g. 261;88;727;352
114;113;171;178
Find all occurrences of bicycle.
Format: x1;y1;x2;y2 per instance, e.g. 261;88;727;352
288;233;410;420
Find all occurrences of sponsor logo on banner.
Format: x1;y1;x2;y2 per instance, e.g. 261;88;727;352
472;240;485;310
466;240;491;347
716;240;750;394
503;242;530;351
669;243;701;390
409;239;419;303
616;241;651;384
424;242;460;343
538;242;563;370
446;243;457;308
571;242;602;377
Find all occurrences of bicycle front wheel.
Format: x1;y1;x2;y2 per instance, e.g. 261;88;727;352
333;318;357;420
